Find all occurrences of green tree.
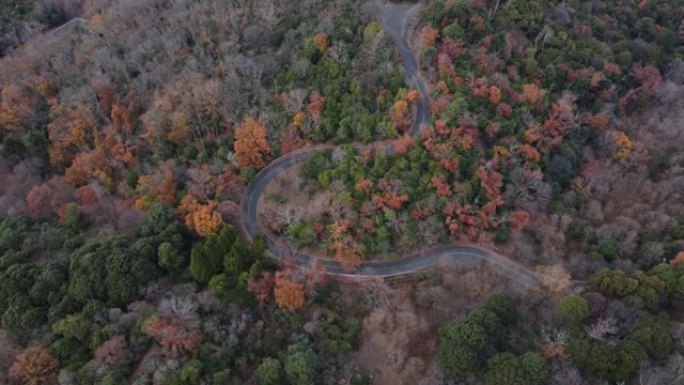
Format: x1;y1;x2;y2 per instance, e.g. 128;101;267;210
630;315;672;359
589;269;639;298
557;294;590;323
255;357;281;385
484;352;548;385
283;344;318;385
190;226;237;283
51;313;91;341
157;242;185;273
482;294;518;325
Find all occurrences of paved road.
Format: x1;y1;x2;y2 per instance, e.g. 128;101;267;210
239;3;539;287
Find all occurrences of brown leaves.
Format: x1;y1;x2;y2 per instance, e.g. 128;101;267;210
431;174;453;197
95;335;128;368
670;252;684;267
477;166;503;202
234;117;271;169
313;33;329;53
355;178;373;195
419;26;439;47
143;315;202;357
519;144;541;163
327;219;364;271
178;195;223;237
306;91;325;120
630;63;662;92
274;274;306;311
391;99;410;132
488;85;501;105
372;190;409;210
580;111;611;130
508;210;530;230
9;346;59;385
520;83;547;104
247;271;275;308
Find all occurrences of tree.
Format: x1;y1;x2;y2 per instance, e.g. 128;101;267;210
668;251;684;267
535;264;571;296
26;184;53;216
9;346;60;385
143;314;202;357
255;358;281;385
313;33;329;53
519;144;540;163
189;226;237;283
248;271;275;308
431;174;452;197
51;313;91;341
557;294;590;323
508;210;529;230
419;26;438;47
489;85;501;105
520;83;546;104
390;100;410;132
631;316;672;359
234;117;271;169
95;335;128;368
179;196;223;237
274;274;305;311
482;294;518;325
484;352;548;385
611;131;633;162
283;344;318;385
158;242;185;273
589;269;639;298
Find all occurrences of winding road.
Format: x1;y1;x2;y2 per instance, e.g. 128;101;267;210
239;2;539;287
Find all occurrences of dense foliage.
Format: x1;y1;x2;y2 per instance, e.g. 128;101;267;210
0;0;682;384
267;0;683;271
0;207;363;384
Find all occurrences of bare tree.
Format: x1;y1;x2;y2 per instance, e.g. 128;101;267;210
586;317;618;341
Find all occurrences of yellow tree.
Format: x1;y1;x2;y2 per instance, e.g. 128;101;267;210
234;117;271;169
612;131;633;162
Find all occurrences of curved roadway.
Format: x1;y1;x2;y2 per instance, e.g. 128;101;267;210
239;3;539;287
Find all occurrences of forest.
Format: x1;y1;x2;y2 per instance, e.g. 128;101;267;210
0;0;683;384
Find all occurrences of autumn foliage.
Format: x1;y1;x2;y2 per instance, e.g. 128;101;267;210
143;314;202;357
611;131;633;162
419;26;438;47
313;33;329;53
327;219;364;271
519;144;541;163
391;99;410;132
179;195;223;237
274;273;306;311
9;346;60;385
234;117;272;169
669;252;684;267
95;335;128;368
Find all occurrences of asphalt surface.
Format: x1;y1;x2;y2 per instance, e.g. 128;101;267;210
239;3;539;286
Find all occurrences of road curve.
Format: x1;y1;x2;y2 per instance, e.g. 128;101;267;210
239;2;539;286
